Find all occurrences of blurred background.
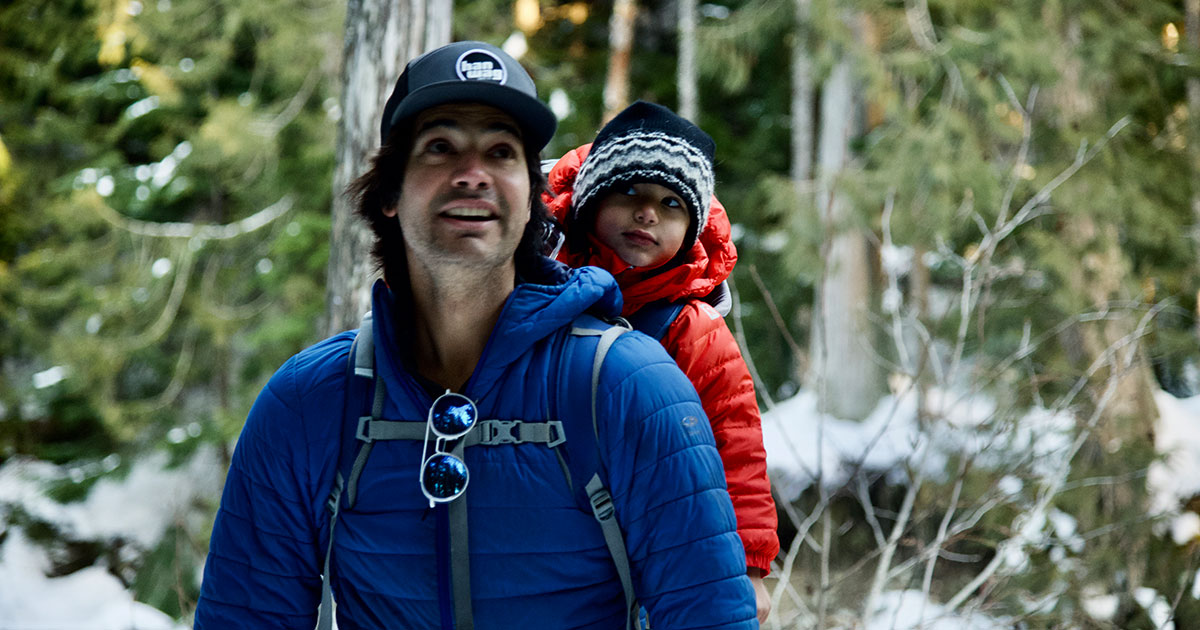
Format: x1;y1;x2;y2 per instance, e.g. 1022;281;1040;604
2;0;1199;628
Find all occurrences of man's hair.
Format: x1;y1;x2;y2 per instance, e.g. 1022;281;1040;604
347;125;555;293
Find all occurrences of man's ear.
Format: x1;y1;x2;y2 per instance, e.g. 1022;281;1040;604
382;205;398;218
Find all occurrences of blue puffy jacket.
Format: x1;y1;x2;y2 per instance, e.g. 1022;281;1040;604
194;264;757;629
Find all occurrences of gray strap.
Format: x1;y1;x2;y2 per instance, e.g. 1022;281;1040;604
448;439;474;630
354;311;374;378
355;417;426;441
317;474;344;630
570;319;638;629
585;474;638;630
590;325;629;439
345;371;389;507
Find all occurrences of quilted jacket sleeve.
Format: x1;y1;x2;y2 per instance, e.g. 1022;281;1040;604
662;302;779;575
193;354;328;629
596;331;758;630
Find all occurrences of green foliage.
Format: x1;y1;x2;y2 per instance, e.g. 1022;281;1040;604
132;524;201;620
1;0;339;618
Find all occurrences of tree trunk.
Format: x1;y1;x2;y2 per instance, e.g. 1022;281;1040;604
677;0;697;121
603;0;637;122
790;0;814;187
325;0;452;335
1188;0;1200;284
808;17;884;421
789;0;815;388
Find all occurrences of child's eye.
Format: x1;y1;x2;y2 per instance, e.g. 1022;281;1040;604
662;196;683;209
621;185;639;196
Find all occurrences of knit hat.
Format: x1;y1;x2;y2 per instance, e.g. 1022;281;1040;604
569;101;715;256
380;41;557;151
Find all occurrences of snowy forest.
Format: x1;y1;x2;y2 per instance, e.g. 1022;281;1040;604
2;0;1200;628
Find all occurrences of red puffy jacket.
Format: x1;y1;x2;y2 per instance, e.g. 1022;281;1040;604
545;145;779;574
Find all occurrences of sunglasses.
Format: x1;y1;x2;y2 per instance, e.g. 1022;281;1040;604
420;390;478;508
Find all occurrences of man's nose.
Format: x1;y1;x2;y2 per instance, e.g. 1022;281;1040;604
452;152;491;190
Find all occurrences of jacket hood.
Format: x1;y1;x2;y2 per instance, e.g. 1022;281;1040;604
544;144;737;315
370;262;623;400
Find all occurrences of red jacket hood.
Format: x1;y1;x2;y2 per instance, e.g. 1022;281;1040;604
544;143;737;316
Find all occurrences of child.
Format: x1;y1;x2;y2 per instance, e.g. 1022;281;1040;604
545;101;778;622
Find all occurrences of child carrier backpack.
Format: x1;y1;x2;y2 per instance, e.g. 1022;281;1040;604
625;279;732;341
317;312;641;630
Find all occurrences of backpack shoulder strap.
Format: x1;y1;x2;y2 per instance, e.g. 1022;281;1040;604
318;311;383;630
626;280;732;342
556;314;641;630
625;300;684;342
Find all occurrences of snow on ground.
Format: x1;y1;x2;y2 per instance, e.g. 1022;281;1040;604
761;385;1077;502
0;446;223;628
0;529;186;630
861;590;1011;630
0;448;223;549
1148;390;1200;514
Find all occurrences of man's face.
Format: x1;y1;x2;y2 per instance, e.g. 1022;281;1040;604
385;103;532;274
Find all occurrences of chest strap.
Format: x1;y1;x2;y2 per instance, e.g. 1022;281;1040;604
356;417;565;447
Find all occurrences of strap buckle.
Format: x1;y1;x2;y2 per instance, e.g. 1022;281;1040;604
589;488;615;521
545;421;566;448
484;419;519;444
355;416;375;442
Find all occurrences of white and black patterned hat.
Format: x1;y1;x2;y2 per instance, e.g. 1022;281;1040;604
569;101;715;255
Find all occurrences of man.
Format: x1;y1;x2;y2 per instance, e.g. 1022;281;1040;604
194;41;757;629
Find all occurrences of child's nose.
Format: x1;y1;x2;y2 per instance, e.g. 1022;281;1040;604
634;203;658;225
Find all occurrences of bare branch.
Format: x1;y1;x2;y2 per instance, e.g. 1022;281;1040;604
728;277;779;411
862;468;924;621
747;264;804;359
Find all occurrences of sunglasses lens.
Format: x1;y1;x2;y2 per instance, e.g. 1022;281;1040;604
421;453;469;500
430;394;476;437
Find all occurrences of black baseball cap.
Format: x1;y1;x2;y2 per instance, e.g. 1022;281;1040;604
379;41;557;151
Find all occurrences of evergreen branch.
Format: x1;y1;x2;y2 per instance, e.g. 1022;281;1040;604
94;195;295;240
125;243;195;351
266;69;321;136
123;330;196;414
200;253;274;322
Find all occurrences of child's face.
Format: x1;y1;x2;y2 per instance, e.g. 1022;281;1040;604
592;183;689;269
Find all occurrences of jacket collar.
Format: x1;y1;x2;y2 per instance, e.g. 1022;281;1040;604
369;260;623;404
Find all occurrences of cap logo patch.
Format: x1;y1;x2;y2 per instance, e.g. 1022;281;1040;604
455;49;507;84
